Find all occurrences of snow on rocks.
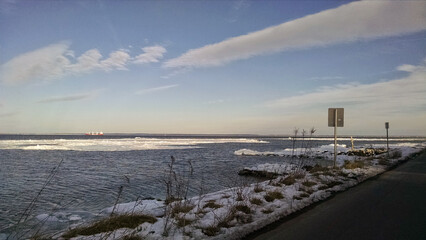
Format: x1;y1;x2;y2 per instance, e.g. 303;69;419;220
63;144;424;240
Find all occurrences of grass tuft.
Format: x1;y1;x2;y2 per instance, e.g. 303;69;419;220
343;160;365;169
261;208;273;214
280;176;296;185
203;201;222;209
308;164;329;173
302;181;317;187
235;204;251;214
62;214;157;239
171;203;194;217
264;190;284;202
250;198;263;205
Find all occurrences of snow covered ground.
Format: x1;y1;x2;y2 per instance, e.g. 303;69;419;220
47;142;425;240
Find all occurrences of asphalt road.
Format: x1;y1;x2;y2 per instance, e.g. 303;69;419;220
247;150;426;240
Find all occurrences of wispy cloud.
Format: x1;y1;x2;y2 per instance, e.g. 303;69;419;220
164;1;426;69
133;45;166;64
265;59;426;116
37;91;98;103
0;42;165;84
135;84;179;95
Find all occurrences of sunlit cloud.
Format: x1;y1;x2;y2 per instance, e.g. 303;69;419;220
135;84;179;95
133;45;166;64
265;59;426;117
0;43;165;85
164;0;426;69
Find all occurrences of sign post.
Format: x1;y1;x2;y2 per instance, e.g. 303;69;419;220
328;108;344;168
385;122;389;152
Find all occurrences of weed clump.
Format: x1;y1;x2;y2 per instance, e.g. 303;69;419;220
253;184;264;193
264;190;284;202
203;201;222;209
175;217;193;228
308;164;329;173
62;214;157;239
389;150;402;159
302;181;317;187
280;176;296;185
235;204;251;214
293;192;310;200
250;198;263;205
202;225;220;236
171;203;194;217
343;160;365;169
261;208;273;214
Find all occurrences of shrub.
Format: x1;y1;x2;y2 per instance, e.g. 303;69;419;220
389;150;402;159
62;214;157;239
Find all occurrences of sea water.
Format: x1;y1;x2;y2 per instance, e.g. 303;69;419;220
0;134;424;236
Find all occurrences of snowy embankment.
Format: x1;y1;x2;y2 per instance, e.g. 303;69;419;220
57;143;425;240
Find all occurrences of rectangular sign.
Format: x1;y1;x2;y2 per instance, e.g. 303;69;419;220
328;108;344;127
385;122;389;129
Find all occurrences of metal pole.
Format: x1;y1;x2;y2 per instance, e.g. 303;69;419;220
334;109;337;168
386;128;389;152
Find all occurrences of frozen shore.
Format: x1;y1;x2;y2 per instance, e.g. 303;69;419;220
36;143;425;240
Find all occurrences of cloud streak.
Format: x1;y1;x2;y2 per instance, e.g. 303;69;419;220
0;43;166;84
164;0;426;69
135;84;179;95
37;92;97;103
264;59;426;117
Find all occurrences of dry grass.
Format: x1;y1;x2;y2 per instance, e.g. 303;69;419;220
203;201;222;209
302;181;317;187
121;234;143;240
264;190;284;202
389;150;402;159
62;214;157;239
293;192;310;200
253;184;264;193
308;164;329;173
280;176;296;185
261;208;273;214
250;198;263;205
343;160;365;169
235;204;251;214
175;217;194;228
171;203;194;217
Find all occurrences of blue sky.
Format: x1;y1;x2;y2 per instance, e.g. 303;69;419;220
0;0;425;135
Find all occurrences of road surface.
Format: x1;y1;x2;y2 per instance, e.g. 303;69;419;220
247;150;426;240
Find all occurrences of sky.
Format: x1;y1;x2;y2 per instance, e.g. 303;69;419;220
0;0;425;136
